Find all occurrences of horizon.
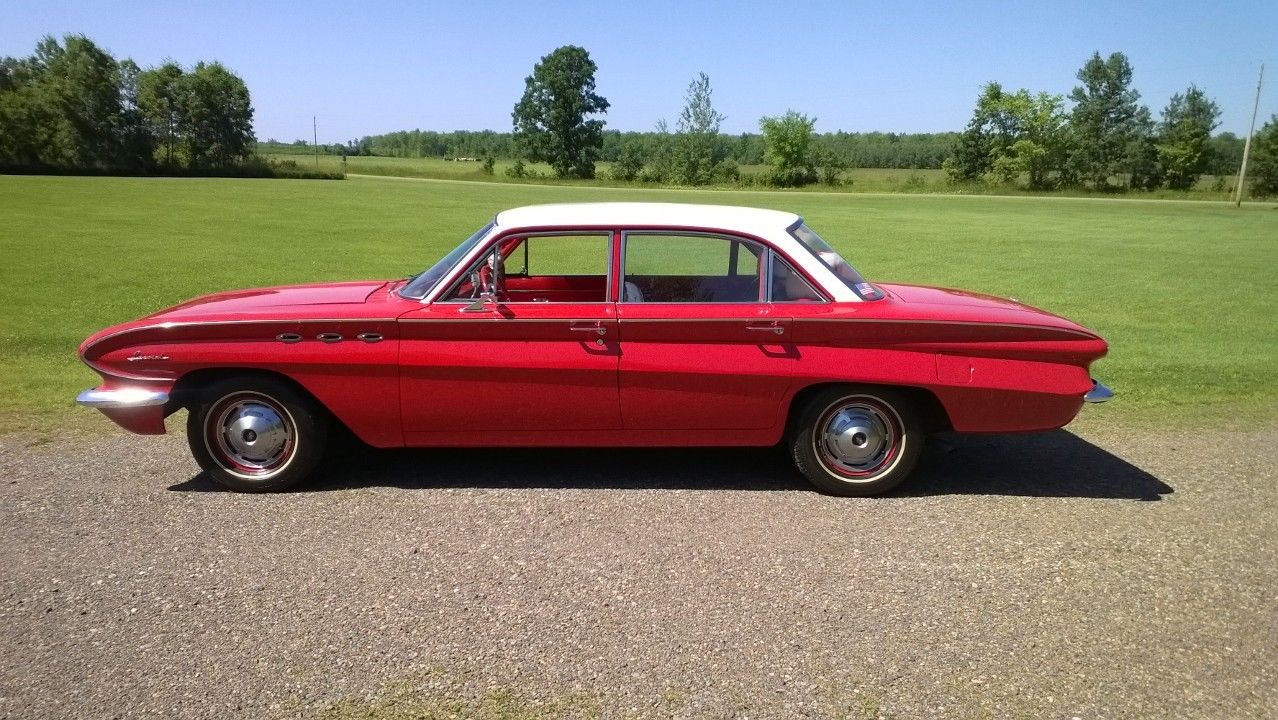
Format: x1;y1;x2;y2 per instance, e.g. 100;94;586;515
5;0;1276;143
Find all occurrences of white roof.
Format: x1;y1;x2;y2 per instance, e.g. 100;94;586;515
423;201;860;303
494;202;802;234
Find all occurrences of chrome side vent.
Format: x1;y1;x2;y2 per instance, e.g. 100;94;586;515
356;332;384;343
316;332;343;344
276;333;303;344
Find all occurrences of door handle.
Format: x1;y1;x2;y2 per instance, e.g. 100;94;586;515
570;324;607;336
745;323;785;336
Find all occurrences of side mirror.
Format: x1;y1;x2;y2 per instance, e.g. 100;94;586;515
461;292;498;313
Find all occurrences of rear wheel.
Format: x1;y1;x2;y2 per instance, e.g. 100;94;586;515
186;376;327;492
790;386;924;497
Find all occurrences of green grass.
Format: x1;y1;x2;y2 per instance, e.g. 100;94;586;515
0;174;1274;436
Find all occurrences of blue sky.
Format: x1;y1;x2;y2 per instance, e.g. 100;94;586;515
5;1;1275;142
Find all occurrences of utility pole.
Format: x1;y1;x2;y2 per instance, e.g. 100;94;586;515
1235;63;1264;207
313;116;319;169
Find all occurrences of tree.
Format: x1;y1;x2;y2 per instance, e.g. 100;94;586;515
35;34;125;168
946;82;1066;189
759;110;817;186
511;45;609;179
0;55;49;167
1067;51;1154;190
817;149;850;185
137;61;184;166
176;61;254;168
670;72;728;185
114;59;154;171
609;142;643;181
1156;85;1221;190
1249;116;1278;197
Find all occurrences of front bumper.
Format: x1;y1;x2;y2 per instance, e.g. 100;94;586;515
1083;379;1114;404
76;385;172;435
76;387;170;408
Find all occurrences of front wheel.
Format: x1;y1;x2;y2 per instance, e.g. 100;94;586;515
790;386;924;497
186;377;328;492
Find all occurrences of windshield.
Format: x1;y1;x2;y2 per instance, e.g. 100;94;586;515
788;222;882;300
398;221;495;299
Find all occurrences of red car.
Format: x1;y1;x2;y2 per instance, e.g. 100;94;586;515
77;202;1111;496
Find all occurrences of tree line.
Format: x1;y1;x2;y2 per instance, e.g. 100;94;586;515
0;34;255;173
944;51;1261;192
350;126;961;171
443;45;1270;192
5;36;1274;194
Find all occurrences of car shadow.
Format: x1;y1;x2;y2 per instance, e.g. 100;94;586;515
169;430;1172;500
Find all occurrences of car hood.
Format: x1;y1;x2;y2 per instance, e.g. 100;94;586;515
146;280;391;320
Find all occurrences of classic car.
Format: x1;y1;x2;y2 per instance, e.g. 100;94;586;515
77;202;1112;496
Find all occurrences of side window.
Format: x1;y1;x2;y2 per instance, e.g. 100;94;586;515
770;255;824;302
506;234;610;277
441;233;610;303
622;233;764;303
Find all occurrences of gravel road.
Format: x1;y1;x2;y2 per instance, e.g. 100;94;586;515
1;418;1274;719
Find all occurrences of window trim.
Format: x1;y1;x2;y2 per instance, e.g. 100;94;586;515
435;230;614;305
615;231;833;304
768;251;826;303
619;230;773;305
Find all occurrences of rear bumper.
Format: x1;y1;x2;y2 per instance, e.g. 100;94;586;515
1084;379;1114;404
76;387;169;408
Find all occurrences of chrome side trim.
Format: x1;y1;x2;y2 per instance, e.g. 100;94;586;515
76;387;169;409
1084;380;1114;403
81;318;397;356
792;317;1100;339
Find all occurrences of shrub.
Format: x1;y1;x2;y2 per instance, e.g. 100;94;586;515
505;159;527;179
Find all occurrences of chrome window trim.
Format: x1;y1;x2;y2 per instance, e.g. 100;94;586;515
400;221;496;301
618;230;829;305
431;230;614;305
768;250;829;303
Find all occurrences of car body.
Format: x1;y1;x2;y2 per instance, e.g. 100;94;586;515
77;202;1111;495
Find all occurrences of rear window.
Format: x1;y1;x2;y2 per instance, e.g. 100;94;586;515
789;223;883;300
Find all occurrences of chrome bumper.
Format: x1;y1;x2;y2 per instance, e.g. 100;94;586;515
1084;379;1114;404
76;387;170;409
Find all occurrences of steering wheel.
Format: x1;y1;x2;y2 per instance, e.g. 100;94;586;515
470;251;505;299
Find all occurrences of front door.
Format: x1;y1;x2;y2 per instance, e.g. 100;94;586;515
398;232;621;440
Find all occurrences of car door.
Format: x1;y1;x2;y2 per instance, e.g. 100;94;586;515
616;231;796;431
397;231;621;440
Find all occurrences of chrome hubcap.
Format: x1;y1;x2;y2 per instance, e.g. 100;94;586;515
210;394;294;474
817;400;898;480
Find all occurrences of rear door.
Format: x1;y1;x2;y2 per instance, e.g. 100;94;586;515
616;231;796;431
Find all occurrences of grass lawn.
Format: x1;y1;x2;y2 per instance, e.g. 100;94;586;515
0;174;1274;435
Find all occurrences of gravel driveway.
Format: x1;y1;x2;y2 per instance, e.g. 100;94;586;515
1;419;1274;719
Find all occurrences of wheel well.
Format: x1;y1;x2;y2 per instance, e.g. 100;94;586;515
170;368;329;417
785;382;953;435
171;367;365;446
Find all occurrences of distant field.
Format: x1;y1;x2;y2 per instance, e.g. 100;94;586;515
263;152;1242;199
0;174;1274;435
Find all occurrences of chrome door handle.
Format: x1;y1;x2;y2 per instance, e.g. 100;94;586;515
745;324;785;336
570;324;607;336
